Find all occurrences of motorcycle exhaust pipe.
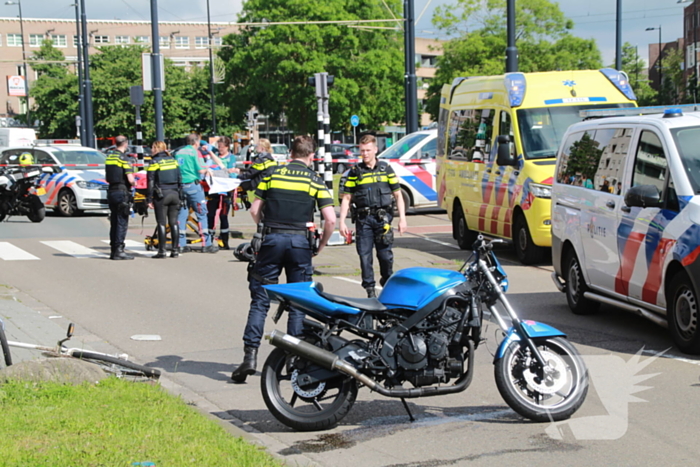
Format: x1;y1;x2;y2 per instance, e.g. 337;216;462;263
266;330;475;399
266;330;383;392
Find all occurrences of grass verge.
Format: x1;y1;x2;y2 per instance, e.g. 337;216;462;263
0;377;280;467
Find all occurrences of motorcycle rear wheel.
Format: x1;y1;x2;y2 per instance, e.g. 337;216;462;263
261;347;358;431
26;195;45;223
495;336;588;422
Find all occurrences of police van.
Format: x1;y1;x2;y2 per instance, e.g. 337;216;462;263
437;69;637;264
378;129;438;210
551;105;700;354
0;140;108;216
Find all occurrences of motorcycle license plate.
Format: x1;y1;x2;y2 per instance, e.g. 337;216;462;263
35;187;46;196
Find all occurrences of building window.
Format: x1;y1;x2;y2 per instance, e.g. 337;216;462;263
93;35;110;44
115;35;130;45
73;35;79;47
0;35;2;47
50;34;67;48
174;36;189;49
7;33;22;47
29;34;43;47
159;36;169;48
195;36;209;48
417;55;437;68
212;37;222;47
134;36;149;44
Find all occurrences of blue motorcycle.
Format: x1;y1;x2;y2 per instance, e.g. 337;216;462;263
262;236;588;431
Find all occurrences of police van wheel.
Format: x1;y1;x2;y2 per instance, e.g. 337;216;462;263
57;189;80;217
564;250;599;315
454;205;476;250
668;271;700;354
513;215;545;265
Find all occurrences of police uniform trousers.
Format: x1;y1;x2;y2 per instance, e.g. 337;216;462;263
107;187;130;251
356;211;394;289
242;233;313;348
154;189;180;238
177;181;211;247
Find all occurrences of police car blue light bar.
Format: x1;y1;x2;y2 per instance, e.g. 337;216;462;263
579;104;700;119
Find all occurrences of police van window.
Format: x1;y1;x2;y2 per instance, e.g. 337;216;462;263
556;131;587;185
632;130;677;210
419;138;437;159
33;150;54;166
670;126;700;194
591;127;630;195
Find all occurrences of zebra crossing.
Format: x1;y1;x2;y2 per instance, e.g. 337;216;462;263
0;239;157;260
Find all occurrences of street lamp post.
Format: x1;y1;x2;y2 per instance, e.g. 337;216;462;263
206;0;217;137
72;2;86;145
5;0;31;127
646;26;663;93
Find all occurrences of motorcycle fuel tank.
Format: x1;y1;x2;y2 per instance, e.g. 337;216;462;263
379;267;466;310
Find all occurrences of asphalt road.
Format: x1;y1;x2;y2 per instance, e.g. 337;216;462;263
1;208;700;466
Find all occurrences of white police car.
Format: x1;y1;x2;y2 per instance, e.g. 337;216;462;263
378;129;438;210
0;141;108;216
551;105;700;353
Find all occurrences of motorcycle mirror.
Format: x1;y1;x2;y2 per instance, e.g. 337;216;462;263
41;167;54;174
66;323;75;338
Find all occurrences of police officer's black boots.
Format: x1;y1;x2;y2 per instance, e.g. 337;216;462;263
231;346;257;383
153;225;167;259
170;225;180;258
220;232;230;250
112;245;134;261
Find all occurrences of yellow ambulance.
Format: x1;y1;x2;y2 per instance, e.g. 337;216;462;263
436;68;637;264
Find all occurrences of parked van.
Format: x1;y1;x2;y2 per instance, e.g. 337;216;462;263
437;69;637;264
0;127;36;148
378;129;438;209
551;105;700;353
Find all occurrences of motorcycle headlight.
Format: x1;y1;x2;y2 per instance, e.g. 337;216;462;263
76;180;104;190
529;183;552;199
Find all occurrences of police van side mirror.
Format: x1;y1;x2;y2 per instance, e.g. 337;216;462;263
496;135;516;166
624;184;661;208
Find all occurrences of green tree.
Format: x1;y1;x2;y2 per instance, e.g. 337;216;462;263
218;0;405;135
30;41;79;138
661;47;684;105
424;0;603;120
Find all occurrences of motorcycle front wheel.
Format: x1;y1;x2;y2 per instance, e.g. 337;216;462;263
261;347;358;431
495;336;588;422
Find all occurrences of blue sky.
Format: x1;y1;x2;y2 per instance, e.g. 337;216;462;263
8;0;686;66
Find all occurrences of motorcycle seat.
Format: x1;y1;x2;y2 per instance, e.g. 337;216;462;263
316;289;387;312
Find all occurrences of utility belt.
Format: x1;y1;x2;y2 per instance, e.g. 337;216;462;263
354;206;391;221
108;183;128;192
264;227;307;235
250;222;320;259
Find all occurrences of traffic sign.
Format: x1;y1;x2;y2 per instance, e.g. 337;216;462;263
350;115;360;127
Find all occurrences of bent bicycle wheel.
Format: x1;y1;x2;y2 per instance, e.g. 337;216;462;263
72;350;160;380
0;324;12;367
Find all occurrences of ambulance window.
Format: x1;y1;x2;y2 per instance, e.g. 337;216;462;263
632;130;672;207
448;109;471;160
447;108;494;162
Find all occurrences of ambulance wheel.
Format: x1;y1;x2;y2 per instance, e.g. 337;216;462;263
668;271;700;354
454;204;476;250
564;250;599;315
513;215;546;265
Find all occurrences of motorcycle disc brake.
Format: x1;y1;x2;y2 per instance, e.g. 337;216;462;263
522;349;567;395
291;369;327;399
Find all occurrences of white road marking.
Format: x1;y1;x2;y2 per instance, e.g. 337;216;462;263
642;349;700;366
0;242;39;261
41;240;107;259
102;239;155;257
332;276;382;290
418;236;460;249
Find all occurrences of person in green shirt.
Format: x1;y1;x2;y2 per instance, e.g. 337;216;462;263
175;133;218;253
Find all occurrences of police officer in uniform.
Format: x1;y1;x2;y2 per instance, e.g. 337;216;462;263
239;138;278;193
339;134;407;297
231;135;336;383
105;135;136;260
147;141;182;258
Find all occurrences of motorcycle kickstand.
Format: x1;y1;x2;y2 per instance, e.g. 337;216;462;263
400;398;415;422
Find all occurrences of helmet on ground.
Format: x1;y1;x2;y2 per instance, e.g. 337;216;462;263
233;242;255;262
18;152;33;165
